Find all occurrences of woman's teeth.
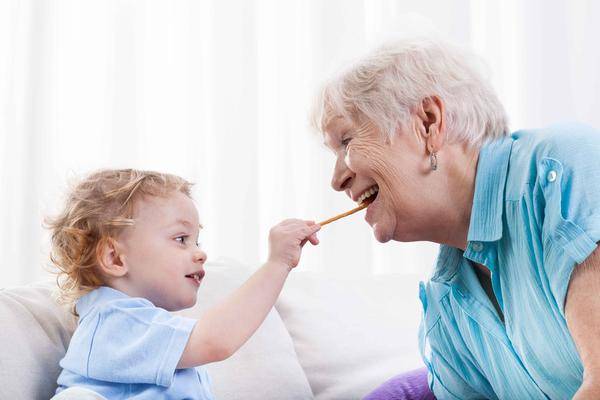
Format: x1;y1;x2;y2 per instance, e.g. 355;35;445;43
358;186;379;205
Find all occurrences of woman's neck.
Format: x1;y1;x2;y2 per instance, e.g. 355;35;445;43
430;143;480;250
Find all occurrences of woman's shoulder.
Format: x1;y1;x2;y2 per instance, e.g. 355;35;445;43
512;122;600;161
506;122;600;195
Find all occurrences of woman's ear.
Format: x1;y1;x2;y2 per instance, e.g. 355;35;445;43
96;237;128;278
417;95;446;153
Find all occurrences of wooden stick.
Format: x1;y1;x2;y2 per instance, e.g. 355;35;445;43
318;202;368;227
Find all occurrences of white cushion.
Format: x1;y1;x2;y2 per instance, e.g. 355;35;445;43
276;271;424;400
0;282;77;400
178;259;313;399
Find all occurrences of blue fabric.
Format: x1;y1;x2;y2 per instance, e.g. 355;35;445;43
56;286;214;399
419;123;600;399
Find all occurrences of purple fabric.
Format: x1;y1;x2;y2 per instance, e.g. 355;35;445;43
363;368;436;400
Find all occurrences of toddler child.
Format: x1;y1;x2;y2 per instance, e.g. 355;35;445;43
48;169;320;399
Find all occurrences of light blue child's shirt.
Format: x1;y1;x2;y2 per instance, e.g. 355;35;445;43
56;286;214;399
419;123;600;399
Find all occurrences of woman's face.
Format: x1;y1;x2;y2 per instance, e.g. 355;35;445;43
323;115;432;243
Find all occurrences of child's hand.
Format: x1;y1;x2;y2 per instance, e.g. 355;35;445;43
268;219;321;269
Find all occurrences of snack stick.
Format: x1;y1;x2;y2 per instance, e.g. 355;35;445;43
318;202;368;227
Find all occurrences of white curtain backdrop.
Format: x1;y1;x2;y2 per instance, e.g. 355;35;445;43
1;0;599;287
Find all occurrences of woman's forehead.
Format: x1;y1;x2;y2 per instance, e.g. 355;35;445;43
322;116;346;149
324;115;353;135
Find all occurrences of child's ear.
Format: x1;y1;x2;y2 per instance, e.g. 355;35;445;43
96;237;128;278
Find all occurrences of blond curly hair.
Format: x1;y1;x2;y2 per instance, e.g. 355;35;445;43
46;169;193;308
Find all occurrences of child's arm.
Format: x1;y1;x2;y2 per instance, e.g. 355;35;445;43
177;219;320;368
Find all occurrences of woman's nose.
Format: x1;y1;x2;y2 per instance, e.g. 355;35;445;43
331;156;353;191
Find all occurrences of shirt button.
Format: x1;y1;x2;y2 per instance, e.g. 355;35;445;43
547;170;557;182
471;242;484;252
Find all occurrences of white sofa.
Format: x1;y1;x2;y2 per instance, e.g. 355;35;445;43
0;259;423;400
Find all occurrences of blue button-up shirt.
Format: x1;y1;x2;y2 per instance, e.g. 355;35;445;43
419;123;600;399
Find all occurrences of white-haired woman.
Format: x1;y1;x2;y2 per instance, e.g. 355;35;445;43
312;38;600;399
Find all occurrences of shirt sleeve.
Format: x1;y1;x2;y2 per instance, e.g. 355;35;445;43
86;298;197;387
538;124;600;313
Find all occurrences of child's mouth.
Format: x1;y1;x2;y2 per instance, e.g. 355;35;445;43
185;271;205;285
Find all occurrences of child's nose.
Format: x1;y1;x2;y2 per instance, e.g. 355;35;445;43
194;249;207;264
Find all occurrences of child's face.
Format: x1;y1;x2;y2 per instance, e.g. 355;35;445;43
116;191;207;311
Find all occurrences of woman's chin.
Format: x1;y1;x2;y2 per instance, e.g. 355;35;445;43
372;222;393;243
367;203;394;243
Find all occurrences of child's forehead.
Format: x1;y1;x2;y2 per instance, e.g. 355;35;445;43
169;217;204;230
133;193;201;226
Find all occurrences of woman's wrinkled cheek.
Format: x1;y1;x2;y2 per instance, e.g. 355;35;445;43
346;141;385;172
375;156;413;212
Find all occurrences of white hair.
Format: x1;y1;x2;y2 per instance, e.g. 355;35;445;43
311;37;509;147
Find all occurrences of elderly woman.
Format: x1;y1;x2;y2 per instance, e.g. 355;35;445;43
311;38;600;400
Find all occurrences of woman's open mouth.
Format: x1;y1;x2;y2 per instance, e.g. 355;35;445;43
361;185;380;225
357;185;379;206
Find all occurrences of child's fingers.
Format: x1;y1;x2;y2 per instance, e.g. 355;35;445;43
299;231;319;247
298;225;320;242
305;222;321;234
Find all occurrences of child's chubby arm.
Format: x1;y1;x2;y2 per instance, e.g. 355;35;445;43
177;219;320;368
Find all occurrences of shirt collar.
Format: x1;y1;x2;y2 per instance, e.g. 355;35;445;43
431;244;464;282
431;135;514;283
76;286;131;318
467;135;514;243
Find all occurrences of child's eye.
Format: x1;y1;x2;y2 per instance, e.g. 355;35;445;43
175;235;188;245
341;137;351;148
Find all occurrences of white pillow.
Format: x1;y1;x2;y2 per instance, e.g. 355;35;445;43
0;282;77;400
178;259;314;400
276;271;424;400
